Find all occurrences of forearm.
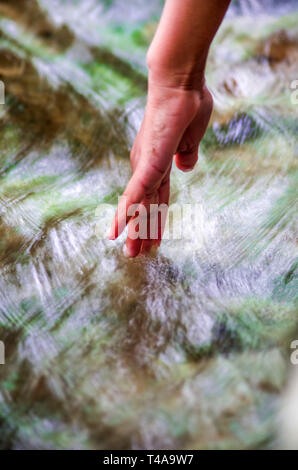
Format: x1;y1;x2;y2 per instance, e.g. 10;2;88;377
147;0;231;89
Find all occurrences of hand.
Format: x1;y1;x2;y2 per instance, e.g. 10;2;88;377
107;75;213;257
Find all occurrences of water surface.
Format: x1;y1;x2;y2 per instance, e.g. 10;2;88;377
0;0;297;449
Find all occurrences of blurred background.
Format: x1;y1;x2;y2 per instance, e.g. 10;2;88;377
0;0;297;450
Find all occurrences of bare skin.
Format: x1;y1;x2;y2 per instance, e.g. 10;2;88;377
108;0;231;257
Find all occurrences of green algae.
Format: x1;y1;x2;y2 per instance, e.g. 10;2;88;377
214;299;297;352
83;62;145;105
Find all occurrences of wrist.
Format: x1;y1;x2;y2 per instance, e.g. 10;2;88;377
146;49;208;92
147;65;206;93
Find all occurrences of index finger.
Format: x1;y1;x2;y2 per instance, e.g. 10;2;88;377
107;169;148;240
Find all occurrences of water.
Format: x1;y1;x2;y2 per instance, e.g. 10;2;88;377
0;0;297;449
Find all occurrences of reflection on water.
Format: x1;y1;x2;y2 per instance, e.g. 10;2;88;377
0;0;297;450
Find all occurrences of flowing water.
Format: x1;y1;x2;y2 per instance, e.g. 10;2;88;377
0;0;297;449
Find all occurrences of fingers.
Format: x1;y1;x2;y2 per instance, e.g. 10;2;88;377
108;157;171;241
175;89;213;173
156;175;170;244
134;193;158;256
124;220;143;258
123;171;170;257
174;149;198;172
140;173;170;254
107;168;148;240
124;192;158;258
